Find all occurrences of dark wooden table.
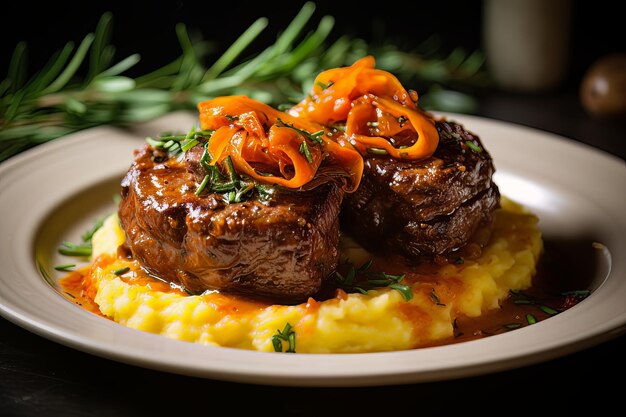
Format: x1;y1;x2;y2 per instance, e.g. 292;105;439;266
1;90;625;416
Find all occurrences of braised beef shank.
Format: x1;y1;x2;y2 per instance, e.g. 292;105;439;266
118;145;343;303
340;120;500;257
118;119;499;301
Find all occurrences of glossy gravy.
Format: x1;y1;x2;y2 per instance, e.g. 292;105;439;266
59;237;599;348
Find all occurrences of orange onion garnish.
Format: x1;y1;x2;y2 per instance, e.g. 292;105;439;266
198;96;363;192
196;57;439;192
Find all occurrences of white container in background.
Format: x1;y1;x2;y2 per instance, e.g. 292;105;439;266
483;0;572;92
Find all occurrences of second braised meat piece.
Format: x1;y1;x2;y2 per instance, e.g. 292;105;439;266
341;119;500;258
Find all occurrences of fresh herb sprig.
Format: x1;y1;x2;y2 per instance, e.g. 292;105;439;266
464;140;483;153
54;217;104;272
272;323;297;353
146;126;214;158
54;263;76;272
276;118;324;164
499;288;592;332
81;216;105;243
276;118;324;145
334;259;413;301
509;289;565;316
112;266;131;276
1;2;487;163
194;154;260;204
429;289;446;306
56;216;105;259
146;126;275;204
58;241;93;257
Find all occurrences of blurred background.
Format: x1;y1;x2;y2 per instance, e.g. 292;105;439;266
2;0;622;87
1;3;625;414
1;0;625;160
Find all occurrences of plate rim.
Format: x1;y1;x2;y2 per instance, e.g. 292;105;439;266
1;111;625;387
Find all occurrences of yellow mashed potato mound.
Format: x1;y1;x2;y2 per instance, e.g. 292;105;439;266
88;197;542;353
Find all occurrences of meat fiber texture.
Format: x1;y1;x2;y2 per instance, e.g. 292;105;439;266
118;119;500;301
118;145;343;303
341;120;500;258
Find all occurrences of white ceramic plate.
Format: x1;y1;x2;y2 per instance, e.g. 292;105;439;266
1;111;625;387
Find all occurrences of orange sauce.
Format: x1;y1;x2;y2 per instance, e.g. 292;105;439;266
58;238;595;348
59;268;104;316
200;291;270;315
422;237;598;347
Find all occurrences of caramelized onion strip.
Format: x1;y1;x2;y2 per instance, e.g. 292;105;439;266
198;96;363;190
289;56;439;161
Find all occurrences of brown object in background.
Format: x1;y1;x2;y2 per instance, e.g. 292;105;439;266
580;53;626;119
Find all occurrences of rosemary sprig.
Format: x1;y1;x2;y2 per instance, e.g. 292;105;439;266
58;241;93;258
146;126;277;204
146;126;214;158
80;216;105;243
191;153;261;204
57;215;105;258
1;2;487;163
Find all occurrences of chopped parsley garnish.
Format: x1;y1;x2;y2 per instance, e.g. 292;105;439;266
334;260;413;301
499;288;586;332
508;290;564;316
277;103;293;111
58;241;93;257
272;323;296;353
255;184;276;202
194;175;211;196
329;123;346;133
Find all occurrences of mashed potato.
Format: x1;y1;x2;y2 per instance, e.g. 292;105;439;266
85;197;542;353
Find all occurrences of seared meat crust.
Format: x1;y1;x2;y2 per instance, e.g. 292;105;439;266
340;120;500;257
118;145;343;303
